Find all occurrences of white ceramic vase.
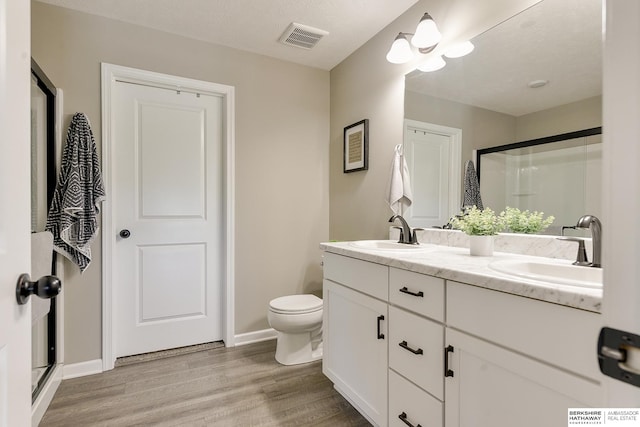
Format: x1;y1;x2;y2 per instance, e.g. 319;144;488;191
469;235;494;256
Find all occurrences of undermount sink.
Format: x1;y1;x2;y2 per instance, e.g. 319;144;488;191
488;259;603;288
348;240;433;251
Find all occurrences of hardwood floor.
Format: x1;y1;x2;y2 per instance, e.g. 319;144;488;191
40;340;370;426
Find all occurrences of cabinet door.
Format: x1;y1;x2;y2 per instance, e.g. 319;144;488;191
323;279;388;426
445;329;602;427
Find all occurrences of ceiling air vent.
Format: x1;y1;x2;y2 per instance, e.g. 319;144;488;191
279;23;329;50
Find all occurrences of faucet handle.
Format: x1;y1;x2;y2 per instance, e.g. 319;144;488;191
391;226;404;243
411;228;424;245
557;236;590;266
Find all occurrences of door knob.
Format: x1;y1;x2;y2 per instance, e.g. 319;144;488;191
16;273;62;305
119;229;131;238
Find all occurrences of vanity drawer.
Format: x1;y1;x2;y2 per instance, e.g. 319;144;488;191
389;305;444;399
389;268;444;321
389;369;443;427
323;252;388;301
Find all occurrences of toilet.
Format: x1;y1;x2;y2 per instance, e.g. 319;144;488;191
267;294;323;365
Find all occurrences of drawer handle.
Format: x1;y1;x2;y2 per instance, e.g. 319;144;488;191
444;345;455;377
377;315;385;340
399;340;423;355
399;412;422;427
399;286;424;298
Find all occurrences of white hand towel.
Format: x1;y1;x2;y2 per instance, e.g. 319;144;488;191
386;144;413;215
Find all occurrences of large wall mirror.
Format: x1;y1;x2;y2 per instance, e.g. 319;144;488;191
403;0;602;232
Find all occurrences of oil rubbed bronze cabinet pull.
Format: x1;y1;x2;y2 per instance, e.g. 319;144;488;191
399;286;424;297
399;411;422;427
377;315;385;339
399;340;423;355
444;345;455;377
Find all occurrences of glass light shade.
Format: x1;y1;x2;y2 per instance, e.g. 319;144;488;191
417;55;446;72
411;13;442;48
386;34;414;64
444;41;475;58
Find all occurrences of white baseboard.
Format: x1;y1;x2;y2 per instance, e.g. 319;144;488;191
32;364;63;427
234;328;277;346
62;359;103;380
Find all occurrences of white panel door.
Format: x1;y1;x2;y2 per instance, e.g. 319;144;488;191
0;0;32;424
404;120;461;228
113;82;223;357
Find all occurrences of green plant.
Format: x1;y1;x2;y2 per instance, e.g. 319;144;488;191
503;206;554;234
451;206;506;236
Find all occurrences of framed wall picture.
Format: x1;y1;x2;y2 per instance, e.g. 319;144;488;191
343;119;369;173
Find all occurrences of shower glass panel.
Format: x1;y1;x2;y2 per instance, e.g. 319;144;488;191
477;128;602;235
30;60;57;401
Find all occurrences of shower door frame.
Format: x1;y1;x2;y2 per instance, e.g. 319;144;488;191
30;59;65;424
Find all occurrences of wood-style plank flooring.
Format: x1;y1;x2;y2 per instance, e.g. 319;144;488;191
40;340;370;426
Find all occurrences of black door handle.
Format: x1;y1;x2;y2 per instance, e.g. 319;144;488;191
119;229;131;238
16;273;61;305
399;286;424;297
399;412;422;427
377;315;385;339
399;340;424;355
444;345;455;377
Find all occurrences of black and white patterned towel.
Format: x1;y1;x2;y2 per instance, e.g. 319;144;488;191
46;113;105;273
462;160;483;210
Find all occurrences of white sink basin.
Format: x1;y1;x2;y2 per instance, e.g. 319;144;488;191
348;240;433;251
488;259;603;288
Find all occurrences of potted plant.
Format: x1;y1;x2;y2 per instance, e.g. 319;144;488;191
503;206;555;234
451;206;506;256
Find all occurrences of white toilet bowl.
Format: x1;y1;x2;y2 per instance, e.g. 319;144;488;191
267;294;323;365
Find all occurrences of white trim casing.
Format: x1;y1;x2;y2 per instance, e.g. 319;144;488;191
62;360;103;380
100;63;236;371
234;328;277;347
31;364;63;426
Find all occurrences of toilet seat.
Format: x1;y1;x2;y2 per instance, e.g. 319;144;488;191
269;294;322;315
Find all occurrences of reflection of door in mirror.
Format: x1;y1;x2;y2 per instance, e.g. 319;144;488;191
403;119;461;228
30;60;58;402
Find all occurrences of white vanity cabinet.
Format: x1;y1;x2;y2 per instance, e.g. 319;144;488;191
321;249;603;427
444;281;603;427
388;267;446;427
322;253;389;426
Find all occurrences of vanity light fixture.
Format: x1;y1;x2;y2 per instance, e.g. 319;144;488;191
443;40;475;58
386;12;442;64
386;12;474;72
417;55;446;72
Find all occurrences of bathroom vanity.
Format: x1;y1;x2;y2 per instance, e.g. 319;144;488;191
321;233;603;427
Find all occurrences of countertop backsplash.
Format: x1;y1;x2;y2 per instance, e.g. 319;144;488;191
390;227;592;262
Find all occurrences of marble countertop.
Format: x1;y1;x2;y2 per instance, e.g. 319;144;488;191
320;241;602;313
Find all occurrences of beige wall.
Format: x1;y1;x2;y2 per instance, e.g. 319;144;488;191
329;0;541;241
32;1;329;364
515;95;602;141
404;90;517;165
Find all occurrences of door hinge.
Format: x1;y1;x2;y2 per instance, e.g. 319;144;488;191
598;327;640;388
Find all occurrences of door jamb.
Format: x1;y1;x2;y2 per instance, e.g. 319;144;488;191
100;63;236;371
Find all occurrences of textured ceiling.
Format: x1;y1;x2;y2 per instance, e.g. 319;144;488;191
405;0;602;117
36;0;419;70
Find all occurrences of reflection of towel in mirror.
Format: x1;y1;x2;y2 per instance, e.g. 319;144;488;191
386;144;413;215
46;113;105;273
462;160;483;210
31;231;54;323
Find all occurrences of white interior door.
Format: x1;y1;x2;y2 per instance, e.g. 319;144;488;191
404;120;461;228
112;81;223;358
0;0;32;424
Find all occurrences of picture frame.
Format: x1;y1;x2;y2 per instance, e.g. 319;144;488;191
343;119;369;173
